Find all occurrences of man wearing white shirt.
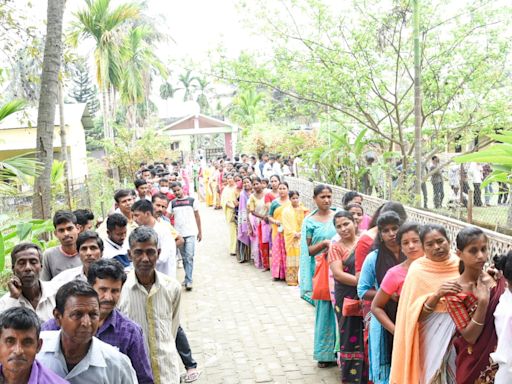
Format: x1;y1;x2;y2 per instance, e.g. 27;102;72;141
0;243;56;321
102;213;131;269
131;199;177;278
38;280;137;383
263;156;276;178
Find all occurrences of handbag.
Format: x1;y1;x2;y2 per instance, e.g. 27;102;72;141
312;252;331;301
342;298;363;317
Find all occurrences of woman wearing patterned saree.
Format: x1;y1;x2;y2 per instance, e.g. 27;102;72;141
299;184;337;367
328;210;367;383
390;224;460;384
282;190;309;285
445;227;506;384
268;182;291;280
248;177;268;269
237;177;253;263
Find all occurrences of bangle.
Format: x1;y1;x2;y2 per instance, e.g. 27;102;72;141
471;318;484;326
423;302;434;312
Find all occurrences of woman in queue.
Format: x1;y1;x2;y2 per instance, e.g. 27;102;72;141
248;177;267;269
328;210;367;383
236;176;253;263
390;224;461;384
299;184;338;366
282;190;309;285
268;182;291;281
370;222;423;335
221;173;239;256
357;212;405;384
445;227;506;383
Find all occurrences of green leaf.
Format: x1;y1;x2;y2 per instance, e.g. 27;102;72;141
16;222;33;241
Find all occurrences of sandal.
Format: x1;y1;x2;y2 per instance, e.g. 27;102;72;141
317;361;335;368
184;370;201;383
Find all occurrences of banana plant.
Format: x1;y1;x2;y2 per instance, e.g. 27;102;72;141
0;219;57;272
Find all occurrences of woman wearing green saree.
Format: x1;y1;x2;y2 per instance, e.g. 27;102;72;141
300;184;338;366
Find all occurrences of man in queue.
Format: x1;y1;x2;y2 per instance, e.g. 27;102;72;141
42;259;153;383
37;280;137;383
0;307;69;383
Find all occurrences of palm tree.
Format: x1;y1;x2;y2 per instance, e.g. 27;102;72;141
68;0;140;142
195;77;211;114
228;88;266;127
160;81;180;100
119;24;166;134
178;70;198;101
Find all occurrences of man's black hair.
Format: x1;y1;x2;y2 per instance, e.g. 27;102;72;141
53;210;77;228
55;280;99;314
114;189;132;203
87;259;127;286
10;242;42;267
134;179;148;189
76;230;104;253
131;199;154;214
152;193;169;203
73;209;94;226
0;307;41;338
106;213;128;231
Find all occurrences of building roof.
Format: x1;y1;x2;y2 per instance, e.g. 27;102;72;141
160;113;237;135
0;103;93;131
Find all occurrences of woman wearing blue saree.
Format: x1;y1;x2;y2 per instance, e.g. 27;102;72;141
357;212;405;384
299;184;338;367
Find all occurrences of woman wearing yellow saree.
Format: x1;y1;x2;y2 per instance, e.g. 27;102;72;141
221;173;239;255
204;162;214;207
282;190;309;286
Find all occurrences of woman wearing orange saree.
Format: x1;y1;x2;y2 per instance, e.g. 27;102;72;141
390;224;460;384
282;190;309;286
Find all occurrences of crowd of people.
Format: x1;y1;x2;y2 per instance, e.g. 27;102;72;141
0;159;202;383
0;151;511;384
210;154;512;384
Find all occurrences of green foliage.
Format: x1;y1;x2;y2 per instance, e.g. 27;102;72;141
0;219;57;272
68;61;100;115
103;126;172;180
219;0;512;191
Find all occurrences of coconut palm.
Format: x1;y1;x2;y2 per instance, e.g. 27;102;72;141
178;70;198;101
68;0;141;141
160;81;180;100
119;24;166;134
195;77;211;114
228;88;266;127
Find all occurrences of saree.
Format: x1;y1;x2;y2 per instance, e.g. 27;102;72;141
237;190;252;263
282;203;309;286
299;208;338;362
329;243;368;384
390;255;460;384
358;249;405;384
249;194;269;269
269;199;291;280
203;166;213;206
447;277;506;383
221;185;238;255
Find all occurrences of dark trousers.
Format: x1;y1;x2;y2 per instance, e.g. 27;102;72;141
421;182;428;208
473;183;483;206
498;183;509;204
176;326;197;369
432;182;444;208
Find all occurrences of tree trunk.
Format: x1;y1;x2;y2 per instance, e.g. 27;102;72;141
413;0;423;207
32;0;65;220
58;80;72;209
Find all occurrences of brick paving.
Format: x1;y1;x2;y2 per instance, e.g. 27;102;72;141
177;204;339;384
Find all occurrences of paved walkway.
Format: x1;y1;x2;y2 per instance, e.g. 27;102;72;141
177;204;339;384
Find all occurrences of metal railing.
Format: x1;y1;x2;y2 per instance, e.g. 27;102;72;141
286;176;512;259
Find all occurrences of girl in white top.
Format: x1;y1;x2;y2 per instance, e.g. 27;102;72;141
491;250;512;383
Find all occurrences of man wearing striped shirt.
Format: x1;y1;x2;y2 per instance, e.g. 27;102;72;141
119;226;181;384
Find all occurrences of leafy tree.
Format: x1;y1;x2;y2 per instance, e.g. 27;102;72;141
218;0;511;196
32;0;65;220
160;81;180;100
195;78;211;114
68;0;141;142
228;88;267;136
68;61;100;115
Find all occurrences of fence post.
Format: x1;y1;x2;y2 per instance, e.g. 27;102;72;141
467;190;474;224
